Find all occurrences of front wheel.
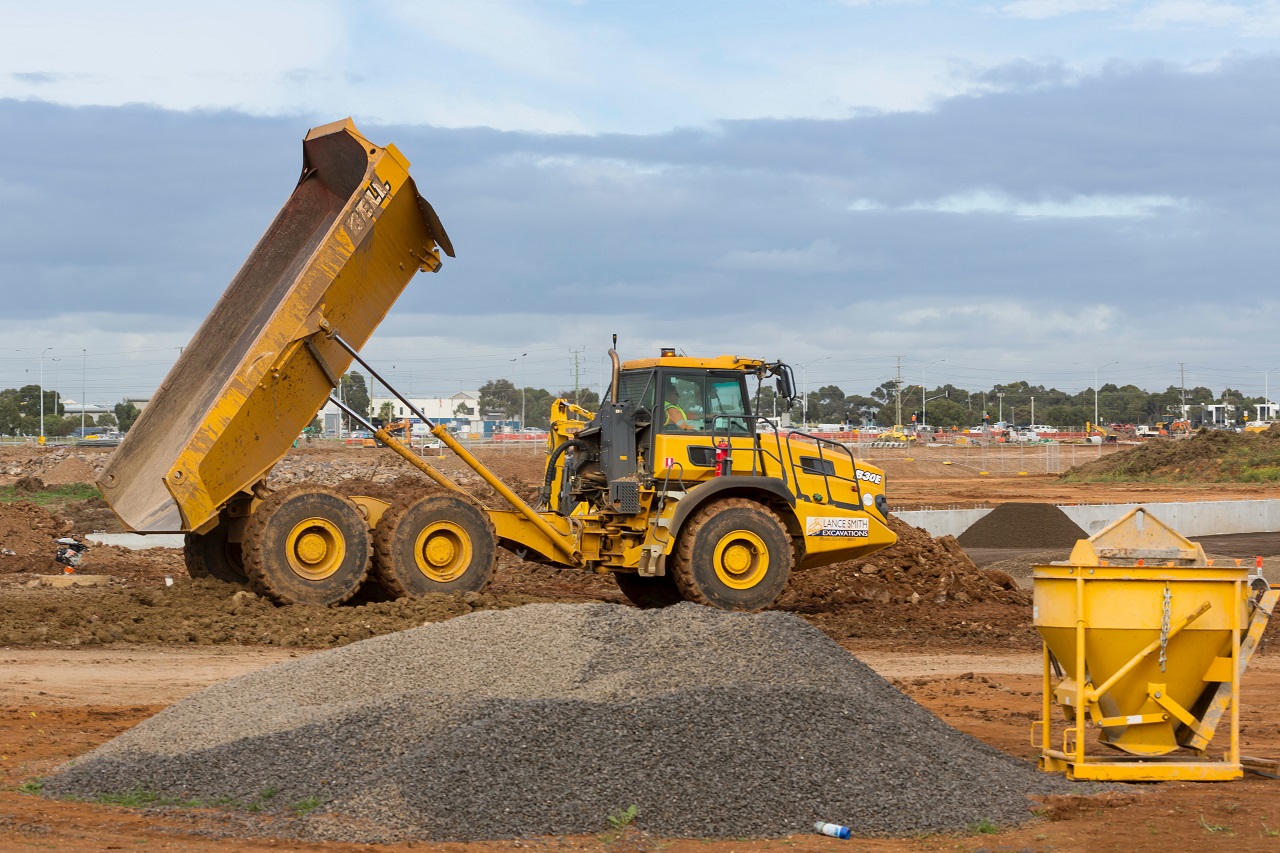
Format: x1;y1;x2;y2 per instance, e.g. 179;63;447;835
672;499;793;611
241;485;371;606
373;495;496;597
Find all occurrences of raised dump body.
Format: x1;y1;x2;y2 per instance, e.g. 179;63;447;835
99;119;453;533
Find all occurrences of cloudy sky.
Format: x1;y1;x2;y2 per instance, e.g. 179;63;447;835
0;0;1277;409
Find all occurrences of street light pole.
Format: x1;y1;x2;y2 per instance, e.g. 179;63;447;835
510;353;528;429
997;392;1005;425
82;349;87;434
34;347;52;441
1094;361;1117;427
798;357;831;427
922;358;945;431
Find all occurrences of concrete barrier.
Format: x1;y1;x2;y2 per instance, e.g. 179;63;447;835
1057;500;1280;538
894;509;993;538
898;500;1280;540
87;533;186;549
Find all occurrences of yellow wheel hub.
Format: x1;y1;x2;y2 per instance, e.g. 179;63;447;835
712;529;769;590
414;521;473;583
285;517;346;581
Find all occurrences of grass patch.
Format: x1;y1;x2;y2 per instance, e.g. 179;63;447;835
607;804;639;829
16;779;43;795
70;789;208;809
1199;814;1232;834
243;787;279;813
290;796;323;815
0;482;100;506
968;818;1000;835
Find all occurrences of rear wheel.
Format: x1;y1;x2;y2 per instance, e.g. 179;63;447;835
183;521;248;585
673;499;793;611
373;495;496;597
242;485;371;606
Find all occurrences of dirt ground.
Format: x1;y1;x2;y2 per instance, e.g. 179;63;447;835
1;443;1279;851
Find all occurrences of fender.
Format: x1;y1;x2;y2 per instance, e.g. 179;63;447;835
667;476;797;540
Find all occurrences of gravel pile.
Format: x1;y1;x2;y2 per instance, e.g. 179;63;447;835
957;502;1086;549
46;603;1075;841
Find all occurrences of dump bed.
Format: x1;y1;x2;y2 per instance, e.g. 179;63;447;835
99;119;453;533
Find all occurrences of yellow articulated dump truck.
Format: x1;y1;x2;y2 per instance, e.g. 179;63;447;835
99;119;897;610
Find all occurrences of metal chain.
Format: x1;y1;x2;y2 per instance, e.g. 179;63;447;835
1159;584;1172;673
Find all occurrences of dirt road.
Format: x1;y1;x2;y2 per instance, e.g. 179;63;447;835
3;643;1278;852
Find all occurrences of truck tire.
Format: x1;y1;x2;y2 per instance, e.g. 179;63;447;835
242;485;371;606
183;522;248;585
672;498;792;611
614;571;684;609
373;495;496;597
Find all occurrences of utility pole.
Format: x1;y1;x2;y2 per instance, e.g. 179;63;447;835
1180;362;1188;420
569;346;585;401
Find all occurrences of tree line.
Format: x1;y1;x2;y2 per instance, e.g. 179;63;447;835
0;385;140;436
478;377;1256;430
4;372;1252;438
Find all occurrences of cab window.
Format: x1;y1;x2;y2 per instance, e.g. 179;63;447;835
661;374;750;434
614;370;655;412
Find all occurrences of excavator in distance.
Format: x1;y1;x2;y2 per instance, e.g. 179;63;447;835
98;119;898;611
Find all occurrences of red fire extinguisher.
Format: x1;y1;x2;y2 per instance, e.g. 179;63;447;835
714;440;731;477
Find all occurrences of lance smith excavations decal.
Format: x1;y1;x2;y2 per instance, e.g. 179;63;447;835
805;517;870;538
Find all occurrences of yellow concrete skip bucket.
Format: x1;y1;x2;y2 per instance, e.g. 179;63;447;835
1032;507;1278;781
99;119;453;533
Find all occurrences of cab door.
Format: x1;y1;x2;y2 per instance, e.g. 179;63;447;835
653;371;757;484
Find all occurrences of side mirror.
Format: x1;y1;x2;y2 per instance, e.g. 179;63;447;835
775;366;795;409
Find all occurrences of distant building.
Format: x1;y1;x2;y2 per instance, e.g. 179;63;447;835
59;399;112;417
1203;403;1235;426
369;392;483;432
319;391;518;436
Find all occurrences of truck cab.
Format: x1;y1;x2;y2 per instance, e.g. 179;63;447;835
544;350;896;600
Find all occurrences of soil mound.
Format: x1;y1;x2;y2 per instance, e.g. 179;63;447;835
957;503;1086;549
0;577;554;647
784;516;1028;611
41;456;98;486
1065;426;1280;481
0;500;72;572
46;603;1075;841
13;475;44;494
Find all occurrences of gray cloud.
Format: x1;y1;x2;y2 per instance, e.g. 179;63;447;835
0;54;1277;397
11;72;62;84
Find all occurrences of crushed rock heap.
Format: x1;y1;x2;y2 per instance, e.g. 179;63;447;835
47;603;1075;842
957;503;1087;550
